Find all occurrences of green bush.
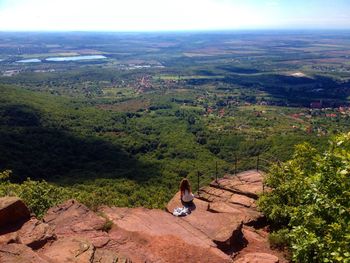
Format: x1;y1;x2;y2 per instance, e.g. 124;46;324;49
258;133;350;263
0;171;70;218
268;228;291;249
17;179;70;218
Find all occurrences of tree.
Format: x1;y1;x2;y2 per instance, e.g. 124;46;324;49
258;133;350;263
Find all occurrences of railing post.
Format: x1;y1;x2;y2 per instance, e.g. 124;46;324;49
197;171;200;193
215;161;218;182
256;154;260;171
234;155;237;176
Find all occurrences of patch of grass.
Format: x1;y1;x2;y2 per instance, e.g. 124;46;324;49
102;219;113;232
97;211;114;232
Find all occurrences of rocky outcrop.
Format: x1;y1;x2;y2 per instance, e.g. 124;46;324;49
43;199;110;248
100;206;232;263
0;198;132;263
13;218;55;249
0;243;51;263
235;253;279;263
0;197;30;227
0;170;288;263
166;170;286;262
231;225;287;262
0;197;55;251
210;170;267;199
40;237;96;262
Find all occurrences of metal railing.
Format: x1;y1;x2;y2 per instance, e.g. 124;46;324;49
195;153;281;193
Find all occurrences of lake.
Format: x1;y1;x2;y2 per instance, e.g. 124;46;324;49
17;59;41;63
46;55;107;62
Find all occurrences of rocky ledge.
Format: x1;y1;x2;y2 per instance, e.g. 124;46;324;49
0;170;287;263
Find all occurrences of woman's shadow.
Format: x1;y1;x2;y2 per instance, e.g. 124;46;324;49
181;199;197;212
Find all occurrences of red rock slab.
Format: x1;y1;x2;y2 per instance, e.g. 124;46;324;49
40;237;95;263
208;202;264;226
0;229;18;245
229;195;256;208
100;207;215;248
166;191;209;213
198;186;233;202
142;234;233;263
234;253;279;263
233;226;287;263
241;226;270;252
43;199;105;233
197;190;223;203
0;218;55;249
236;170;264;184
0;243;51;263
93;249;132;263
43;200;110;248
0;197;30;228
18;218;55;249
100;206;232;263
181;209;243;245
198;187;256;208
208;202;244;214
107;225;232;263
211;171;265;199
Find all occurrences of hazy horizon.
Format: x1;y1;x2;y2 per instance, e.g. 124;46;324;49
1;0;350;32
2;29;350;34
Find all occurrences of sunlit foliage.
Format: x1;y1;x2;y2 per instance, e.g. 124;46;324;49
259;133;350;262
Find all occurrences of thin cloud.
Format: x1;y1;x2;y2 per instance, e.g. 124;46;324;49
0;0;349;31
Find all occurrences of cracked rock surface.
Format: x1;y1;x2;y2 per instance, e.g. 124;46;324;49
0;170;288;263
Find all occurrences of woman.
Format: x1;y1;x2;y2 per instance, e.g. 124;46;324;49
179;178;194;206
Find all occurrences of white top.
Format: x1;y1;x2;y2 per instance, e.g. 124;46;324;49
182;189;194;202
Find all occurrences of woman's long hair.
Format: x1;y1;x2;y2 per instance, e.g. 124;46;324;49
180;178;192;196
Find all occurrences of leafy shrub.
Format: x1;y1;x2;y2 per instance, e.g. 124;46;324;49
258;133;350;263
0;170;11;180
0;171;70;218
269;228;291;249
18;179;70;218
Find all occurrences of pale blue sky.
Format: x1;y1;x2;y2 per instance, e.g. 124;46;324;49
0;0;349;31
